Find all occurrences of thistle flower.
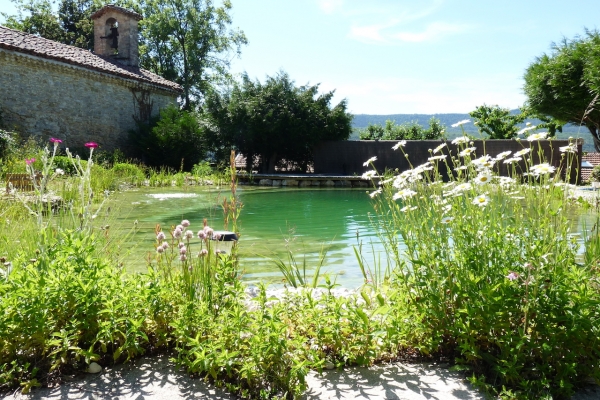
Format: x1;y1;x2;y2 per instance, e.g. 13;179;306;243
181;219;190;227
198;249;209;257
49;137;63;144
157;231;166;241
84;142;99;148
185;230;194;239
179;254;187;262
198;230;207;239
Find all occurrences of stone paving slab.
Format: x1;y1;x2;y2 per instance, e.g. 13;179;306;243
2;355;599;400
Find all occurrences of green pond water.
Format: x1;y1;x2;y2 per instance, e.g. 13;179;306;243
112;186;383;288
111;186;598;289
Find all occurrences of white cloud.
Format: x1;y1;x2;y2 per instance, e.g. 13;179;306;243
317;0;343;14
392;22;469;43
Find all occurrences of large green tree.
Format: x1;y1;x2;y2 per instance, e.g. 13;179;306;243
203;72;353;173
524;29;600;150
139;0;247;110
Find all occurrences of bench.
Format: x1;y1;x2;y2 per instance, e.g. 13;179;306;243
5;173;41;192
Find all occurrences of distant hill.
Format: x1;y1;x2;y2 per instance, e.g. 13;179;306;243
351;111;596;152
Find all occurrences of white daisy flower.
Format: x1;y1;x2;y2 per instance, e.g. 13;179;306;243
451;119;471;128
474;173;493;185
369;189;382;198
441;216;454;224
517;126;536;135
393;189;417;200
494;151;512;161
362;170;377;179
472;194;490;207
559;144;577;153
451;136;470;145
530;163;556;176
459;147;476;157
363;156;377;166
392;140;407;150
433;143;447;154
514;148;532;157
428;155;447;162
526;132;548;141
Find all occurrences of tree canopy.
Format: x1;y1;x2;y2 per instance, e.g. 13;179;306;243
203;72;353;173
524;29;600;150
358;118;444;141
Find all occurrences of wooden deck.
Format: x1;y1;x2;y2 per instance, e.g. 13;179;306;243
237;173;373;187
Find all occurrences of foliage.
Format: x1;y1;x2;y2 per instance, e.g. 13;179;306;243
203;71;353;173
590;165;600;182
524;29;600;150
469;104;528;139
358;118;444;141
139;0;247;109
361;137;599;398
0;129;17;168
129;104;206;171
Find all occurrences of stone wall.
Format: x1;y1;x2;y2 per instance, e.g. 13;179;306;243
314;139;582;183
0;48;176;151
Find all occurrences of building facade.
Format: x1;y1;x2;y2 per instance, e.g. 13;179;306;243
0;5;182;151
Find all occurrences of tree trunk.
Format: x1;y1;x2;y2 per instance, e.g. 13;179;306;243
588;125;600;152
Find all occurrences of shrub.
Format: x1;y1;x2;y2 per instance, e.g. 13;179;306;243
129;105;206;171
361;136;599;398
359;117;445;140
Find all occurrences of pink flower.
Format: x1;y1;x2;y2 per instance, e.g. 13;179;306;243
197;230;207;240
25;158;35;165
179;254;187;262
179;246;187;255
204;226;214;237
173;228;182;239
213;233;222;240
198;249;208;257
156;232;166;241
181;220;190;227
157;247;164;254
49;138;62;144
185;230;194;239
506;272;519;281
84;142;99;149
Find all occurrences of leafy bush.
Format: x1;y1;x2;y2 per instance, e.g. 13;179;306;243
359;117;444;140
191;161;213;177
362;137;599;398
129;105;206;171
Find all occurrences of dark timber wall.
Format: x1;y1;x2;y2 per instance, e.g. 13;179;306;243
313;140;582;183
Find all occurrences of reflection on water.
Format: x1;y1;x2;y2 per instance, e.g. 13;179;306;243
110;186;598;289
112;187;384;288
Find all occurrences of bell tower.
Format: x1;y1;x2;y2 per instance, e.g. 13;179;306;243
91;5;143;67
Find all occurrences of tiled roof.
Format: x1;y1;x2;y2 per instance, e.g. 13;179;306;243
0;25;182;93
583;152;600;166
90;5;143;21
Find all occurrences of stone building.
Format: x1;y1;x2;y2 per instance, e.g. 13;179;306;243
0;5;182;151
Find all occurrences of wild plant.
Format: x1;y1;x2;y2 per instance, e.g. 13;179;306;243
362;131;600;398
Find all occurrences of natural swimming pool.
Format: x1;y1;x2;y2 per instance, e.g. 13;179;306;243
112;186;385;288
110;185;598;288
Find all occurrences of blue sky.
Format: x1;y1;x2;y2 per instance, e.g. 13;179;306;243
2;0;599;114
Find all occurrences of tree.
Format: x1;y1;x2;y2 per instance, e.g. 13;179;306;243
358;118;445;140
469;105;527;139
203;72;353;173
129;104;206;170
139;0;247;110
524;29;600;150
2;0;64;42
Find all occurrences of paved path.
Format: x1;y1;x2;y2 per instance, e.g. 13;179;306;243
2;354;599;400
